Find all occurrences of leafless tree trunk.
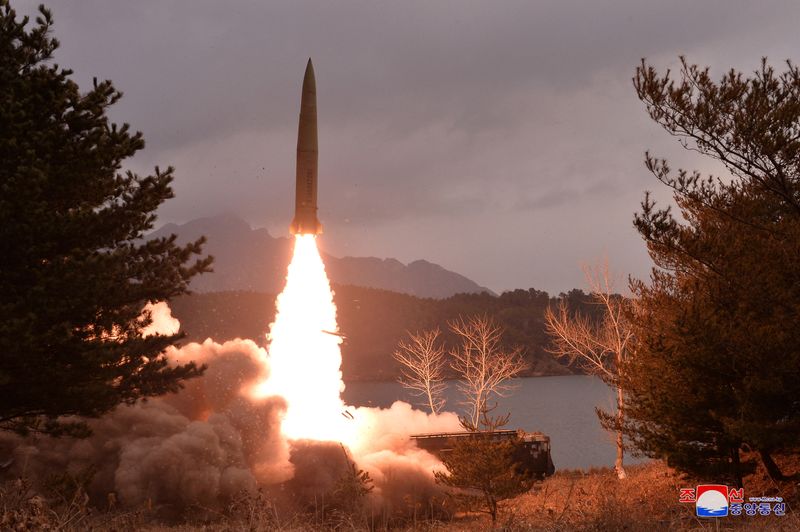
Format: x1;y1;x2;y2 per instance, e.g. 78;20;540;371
544;260;634;480
393;328;447;414
449;315;527;428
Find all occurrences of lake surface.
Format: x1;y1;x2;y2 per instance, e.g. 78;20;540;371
342;375;645;471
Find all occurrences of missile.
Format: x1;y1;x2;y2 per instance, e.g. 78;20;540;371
290;58;323;235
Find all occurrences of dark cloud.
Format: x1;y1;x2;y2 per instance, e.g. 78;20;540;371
14;0;800;292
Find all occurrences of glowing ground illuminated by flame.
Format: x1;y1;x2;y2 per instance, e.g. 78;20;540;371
253;235;357;444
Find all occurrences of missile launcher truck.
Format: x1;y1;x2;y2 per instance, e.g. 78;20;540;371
410;429;555;480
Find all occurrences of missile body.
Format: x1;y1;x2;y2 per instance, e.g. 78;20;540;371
290;59;323;235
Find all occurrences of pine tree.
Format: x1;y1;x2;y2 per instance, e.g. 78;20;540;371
434;410;533;522
622;57;800;483
0;2;212;436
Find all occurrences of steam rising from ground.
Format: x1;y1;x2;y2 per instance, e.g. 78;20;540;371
0;237;460;514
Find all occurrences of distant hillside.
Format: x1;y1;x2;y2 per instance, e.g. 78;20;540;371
148;214;493;298
168;286;601;381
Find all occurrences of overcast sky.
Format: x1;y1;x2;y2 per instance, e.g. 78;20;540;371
16;1;800;294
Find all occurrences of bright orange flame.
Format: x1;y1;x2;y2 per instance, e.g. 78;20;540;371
253;235;357;444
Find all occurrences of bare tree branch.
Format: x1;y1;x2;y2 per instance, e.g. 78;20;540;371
544;260;635;479
448;315;527;428
393;328;447;414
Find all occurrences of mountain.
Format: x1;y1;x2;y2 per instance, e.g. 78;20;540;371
148;214;493;298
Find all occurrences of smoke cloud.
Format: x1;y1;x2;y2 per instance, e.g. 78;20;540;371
0;302;460;517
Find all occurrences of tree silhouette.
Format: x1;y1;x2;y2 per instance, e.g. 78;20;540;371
622;57;800;484
0;2;212;436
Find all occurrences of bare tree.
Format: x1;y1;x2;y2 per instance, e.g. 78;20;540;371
448;315;527;428
544;260;634;479
393;328;447;414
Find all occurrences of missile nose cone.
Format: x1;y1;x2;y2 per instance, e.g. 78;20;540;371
302;58;316;109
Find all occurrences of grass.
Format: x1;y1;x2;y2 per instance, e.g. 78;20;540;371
442;454;799;531
2;455;797;530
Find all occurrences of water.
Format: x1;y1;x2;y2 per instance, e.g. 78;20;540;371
342;375;644;471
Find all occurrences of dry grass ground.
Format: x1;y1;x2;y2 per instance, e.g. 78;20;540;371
443;454;799;531
3;455;797;530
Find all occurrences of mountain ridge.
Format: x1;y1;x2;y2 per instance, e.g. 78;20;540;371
148;214;494;298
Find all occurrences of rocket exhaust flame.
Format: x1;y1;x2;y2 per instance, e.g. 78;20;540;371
252;234;356;445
